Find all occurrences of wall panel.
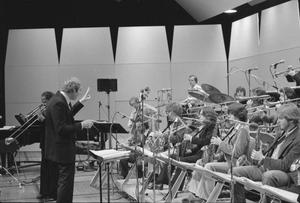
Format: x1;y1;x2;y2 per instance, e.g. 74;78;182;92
115;64;171;101
229;14;259;60
5;29;58;66
115;26;170;64
172;25;226;63
171;62;227;102
60;27;114;65
260;0;300;53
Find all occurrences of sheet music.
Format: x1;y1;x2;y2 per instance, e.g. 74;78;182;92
89;149;131;160
0;126;16;131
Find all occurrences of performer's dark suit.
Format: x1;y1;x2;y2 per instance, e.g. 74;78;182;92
233;126;300;203
44;91;83;203
156;124;215;189
286;71;300;98
39;116;58;200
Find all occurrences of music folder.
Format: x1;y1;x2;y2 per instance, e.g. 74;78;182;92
91;121;128;134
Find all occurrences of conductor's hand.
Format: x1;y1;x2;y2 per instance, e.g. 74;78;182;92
81;119;94;129
79;87;91;103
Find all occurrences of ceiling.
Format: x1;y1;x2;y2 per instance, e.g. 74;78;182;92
1;0;294;29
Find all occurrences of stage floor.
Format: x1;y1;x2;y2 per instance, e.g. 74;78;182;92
0;162;198;202
0;162;129;202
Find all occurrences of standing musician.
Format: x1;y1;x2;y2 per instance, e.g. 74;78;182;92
44;77;94;203
36;91;55;200
195;102;255;200
232;103;300;203
119;96;157;179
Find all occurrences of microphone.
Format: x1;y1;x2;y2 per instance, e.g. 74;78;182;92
272;59;285;67
246;67;259;71
140;86;150;93
117;112;130;119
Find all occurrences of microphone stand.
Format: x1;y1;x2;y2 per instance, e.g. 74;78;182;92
98;101;102;121
140;91;145;203
269;64;279;92
245;68;255;97
167;121;175;201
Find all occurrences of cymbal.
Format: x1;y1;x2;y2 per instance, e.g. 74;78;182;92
209;93;234;104
201;84;221;95
219;100;237;106
188;90;206;101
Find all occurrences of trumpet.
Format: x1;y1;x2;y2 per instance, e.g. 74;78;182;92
267;98;300;106
274;66;300;78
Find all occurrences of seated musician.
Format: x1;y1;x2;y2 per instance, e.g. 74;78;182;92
194;102;255;200
285;66;300;98
119;96;156;179
150;103;217;190
233;103;300;203
247;87;268;108
234;86;246;100
279;87;297;100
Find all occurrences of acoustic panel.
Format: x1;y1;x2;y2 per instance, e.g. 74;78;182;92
228;47;300;96
5;66;59;103
60;27;114;65
115;64;171;100
171;62;227;102
5;29;58;66
260;0;300;53
115;26;170;64
172;25;226;63
229;14;259;60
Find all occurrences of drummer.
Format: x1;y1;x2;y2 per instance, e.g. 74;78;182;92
183;75;209;107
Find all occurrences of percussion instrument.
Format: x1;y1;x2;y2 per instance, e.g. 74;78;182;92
208;93;234;104
201;84;221;95
188;90;206;101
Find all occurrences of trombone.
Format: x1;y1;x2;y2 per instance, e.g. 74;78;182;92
5;104;46;146
275;66;300;78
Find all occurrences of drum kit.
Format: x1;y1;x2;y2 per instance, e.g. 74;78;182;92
184;84;235;116
187;84;234;104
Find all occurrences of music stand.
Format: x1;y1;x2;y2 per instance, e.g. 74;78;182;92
90;122;127;202
97;79;118;148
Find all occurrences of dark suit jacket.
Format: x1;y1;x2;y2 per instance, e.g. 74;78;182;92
44;91;83;164
286;72;300;98
262;126;300;179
